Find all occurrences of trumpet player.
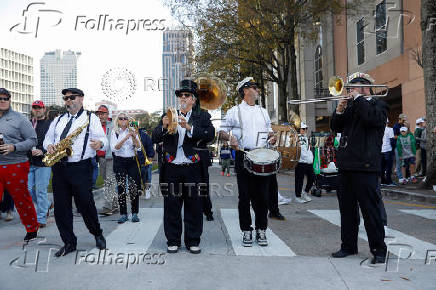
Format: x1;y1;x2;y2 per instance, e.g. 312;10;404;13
110;113;142;224
152;79;215;254
43;88;107;257
330;73;388;264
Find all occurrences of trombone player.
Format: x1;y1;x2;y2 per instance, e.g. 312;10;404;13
330;72;388;265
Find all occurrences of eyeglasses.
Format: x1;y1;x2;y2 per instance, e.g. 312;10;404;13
32;106;43;109
0;97;10;101
118;117;128;121
62;94;80;101
178;93;192;99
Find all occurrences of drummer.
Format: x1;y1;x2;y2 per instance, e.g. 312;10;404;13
218;77;277;247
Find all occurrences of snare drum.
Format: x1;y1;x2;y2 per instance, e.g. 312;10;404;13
244;148;281;176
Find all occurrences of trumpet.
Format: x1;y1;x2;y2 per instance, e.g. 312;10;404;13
288;76;389;105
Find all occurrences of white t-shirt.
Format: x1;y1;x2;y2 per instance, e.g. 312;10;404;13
381;126;394;153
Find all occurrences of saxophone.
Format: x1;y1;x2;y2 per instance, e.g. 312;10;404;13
42;119;90;167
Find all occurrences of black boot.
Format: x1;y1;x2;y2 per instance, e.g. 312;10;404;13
95;234;106;250
55;244;77;257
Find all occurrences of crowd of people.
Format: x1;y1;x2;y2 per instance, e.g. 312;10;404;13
0;72;434;264
381;113;428;186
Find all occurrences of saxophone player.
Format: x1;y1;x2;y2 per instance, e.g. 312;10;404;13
43;88;108;257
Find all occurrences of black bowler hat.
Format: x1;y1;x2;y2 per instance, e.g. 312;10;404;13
61;88;84;96
175;80;198;98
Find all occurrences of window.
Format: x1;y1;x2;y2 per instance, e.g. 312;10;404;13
356;18;365;65
376;0;387;54
314;45;323;94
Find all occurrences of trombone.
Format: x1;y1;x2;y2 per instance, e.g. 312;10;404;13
129;119;152;193
288;76;389;105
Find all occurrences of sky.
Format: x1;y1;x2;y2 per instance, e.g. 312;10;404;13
0;0;178;113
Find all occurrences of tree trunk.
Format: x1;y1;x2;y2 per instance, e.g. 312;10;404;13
289;35;299;117
421;0;436;188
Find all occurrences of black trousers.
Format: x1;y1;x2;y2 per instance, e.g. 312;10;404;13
421;148;427;175
200;164;213;216
337;171;387;256
380;152;394;184
52;159;102;246
295;162;315;197
235;151;270;231
268;175;279;215
161;162;203;247
113;156;141;215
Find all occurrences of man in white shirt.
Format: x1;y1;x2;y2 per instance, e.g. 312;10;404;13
152;80;215;254
43;88;108;257
381;120;395;186
218;77;276;247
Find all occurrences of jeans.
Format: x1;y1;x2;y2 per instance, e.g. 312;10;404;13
140;165;152;187
28;166;51;224
91;157;99;186
395;148;403;180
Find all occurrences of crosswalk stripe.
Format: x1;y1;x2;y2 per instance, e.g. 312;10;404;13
97;208;163;252
220;209;296;257
309;210;436;260
400;209;436;220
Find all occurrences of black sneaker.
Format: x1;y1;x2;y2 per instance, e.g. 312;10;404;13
256;229;268;246
370;255;386;265
331;249;357;258
268;212;285;220
95;234;106;250
205;213;214;221
24;231;37;241
242;231;253;247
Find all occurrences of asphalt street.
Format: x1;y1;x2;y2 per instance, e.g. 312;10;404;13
1;164;435;290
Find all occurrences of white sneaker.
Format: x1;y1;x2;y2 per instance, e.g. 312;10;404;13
278;192;292;205
295;197;307;203
5;211;13;221
145;189;151;200
301;192;312;202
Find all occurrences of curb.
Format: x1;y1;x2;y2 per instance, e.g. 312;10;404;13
381;188;436;204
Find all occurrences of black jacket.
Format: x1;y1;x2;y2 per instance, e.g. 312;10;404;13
152;110;215;164
330;96;388;172
28;118;52;167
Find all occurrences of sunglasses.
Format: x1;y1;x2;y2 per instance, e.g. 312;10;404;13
178;93;192;98
118;117;129;121
0;97;10;101
32;106;43;109
62;94;80;101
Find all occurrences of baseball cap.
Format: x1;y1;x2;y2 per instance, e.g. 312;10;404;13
96;105;109;113
32;100;45;108
416;118;424;124
400;127;408;132
237;77;258;91
0;88;11;98
399;113;407;119
300;122;308;129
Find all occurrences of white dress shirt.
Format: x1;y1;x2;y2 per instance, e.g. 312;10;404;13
172;109;194;164
218;101;272;150
381;126;394;153
110;127;141;157
43;110;108;163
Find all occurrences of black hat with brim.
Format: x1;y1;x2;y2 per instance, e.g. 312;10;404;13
175;80;198;98
62;88;84;96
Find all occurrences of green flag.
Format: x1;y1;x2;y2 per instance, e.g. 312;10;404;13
313;147;320;174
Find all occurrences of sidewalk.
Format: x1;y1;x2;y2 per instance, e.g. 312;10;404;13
279;169;436;204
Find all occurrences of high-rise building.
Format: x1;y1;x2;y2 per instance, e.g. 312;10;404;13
162;29;193;111
0;48;34;117
40;49;81;106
